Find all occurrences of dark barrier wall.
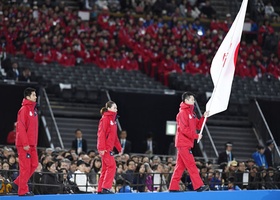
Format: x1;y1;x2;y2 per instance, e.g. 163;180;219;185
257;99;280;144
109;91;202;156
0;83;41;146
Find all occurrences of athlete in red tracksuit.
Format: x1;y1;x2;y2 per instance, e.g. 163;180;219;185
14;87;38;196
169;92;209;192
97;101;122;194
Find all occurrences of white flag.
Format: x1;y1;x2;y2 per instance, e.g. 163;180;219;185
206;0;248;117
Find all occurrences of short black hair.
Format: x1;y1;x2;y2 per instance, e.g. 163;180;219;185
24;87;36;98
75;128;82;134
182;91;195;102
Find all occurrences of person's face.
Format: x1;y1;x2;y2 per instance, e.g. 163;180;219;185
108;103;117;112
83;156;91;164
75;131;82;139
62;170;67;179
128;161;135;170
94;160;101;168
3;163;9;170
48;163;56;173
70;164;77;172
142;157;149;163
157;165;163;172
120;131;127;139
78;164;86;172
238;163;246;172
260;148;265;154
9;156;15;164
226;146;232;151
185;95;195;105
61;162;70;170
26;91;37;102
85;166;91;173
139;165;145;173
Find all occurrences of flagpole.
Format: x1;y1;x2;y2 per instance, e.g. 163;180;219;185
197;115;208;143
197;0;248;143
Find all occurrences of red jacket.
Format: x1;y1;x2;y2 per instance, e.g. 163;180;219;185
97;111;122;153
175;102;205;148
16;99;38;147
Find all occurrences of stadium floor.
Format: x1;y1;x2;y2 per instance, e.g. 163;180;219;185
1;190;280;200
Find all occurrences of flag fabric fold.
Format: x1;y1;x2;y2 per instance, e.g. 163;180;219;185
206;0;248;117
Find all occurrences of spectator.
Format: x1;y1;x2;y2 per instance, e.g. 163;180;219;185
226;176;241;190
34;44;52;65
6;122;16;145
133;163;149;192
31;163;43;195
88;157;101;186
58;168;74;194
153;163;168;192
124;159;136;185
6;62;20;81
18;68;37;82
234;161;249;189
248;165;262;190
116;178;132;193
141;132;158;154
264;139;275;167
217;142;235;164
7;155;18;181
71;160;96;193
168;136;176;156
252;144;268;169
264;2;279;20
246;158;256;171
200;0;217;19
209;170;222;190
71;129;88;155
118;130;132;154
264;167;278;189
40;161;61;194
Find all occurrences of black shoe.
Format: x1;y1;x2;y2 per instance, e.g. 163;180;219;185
196;185;209;192
19;192;34;196
169;190;181;192
101;188;114;194
11;182;18;193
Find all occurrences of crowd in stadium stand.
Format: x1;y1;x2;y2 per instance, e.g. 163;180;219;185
0;0;280;86
0;145;279;195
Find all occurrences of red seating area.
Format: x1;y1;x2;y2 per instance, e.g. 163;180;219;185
0;2;280;86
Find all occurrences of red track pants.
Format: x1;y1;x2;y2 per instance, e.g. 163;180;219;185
169;147;203;190
14;146;38;195
97;151;116;192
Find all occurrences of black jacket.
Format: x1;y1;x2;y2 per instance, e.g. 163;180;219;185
40;170;61;194
218;151;235;164
71;139;88;154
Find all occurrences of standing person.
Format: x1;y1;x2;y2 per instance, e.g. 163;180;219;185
71;129;88;155
264;139;274;167
142;132;158;154
252;144;268;169
97;101;122;194
119;130;132;154
218;142;235;164
169;92;209;192
14;87;38;196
